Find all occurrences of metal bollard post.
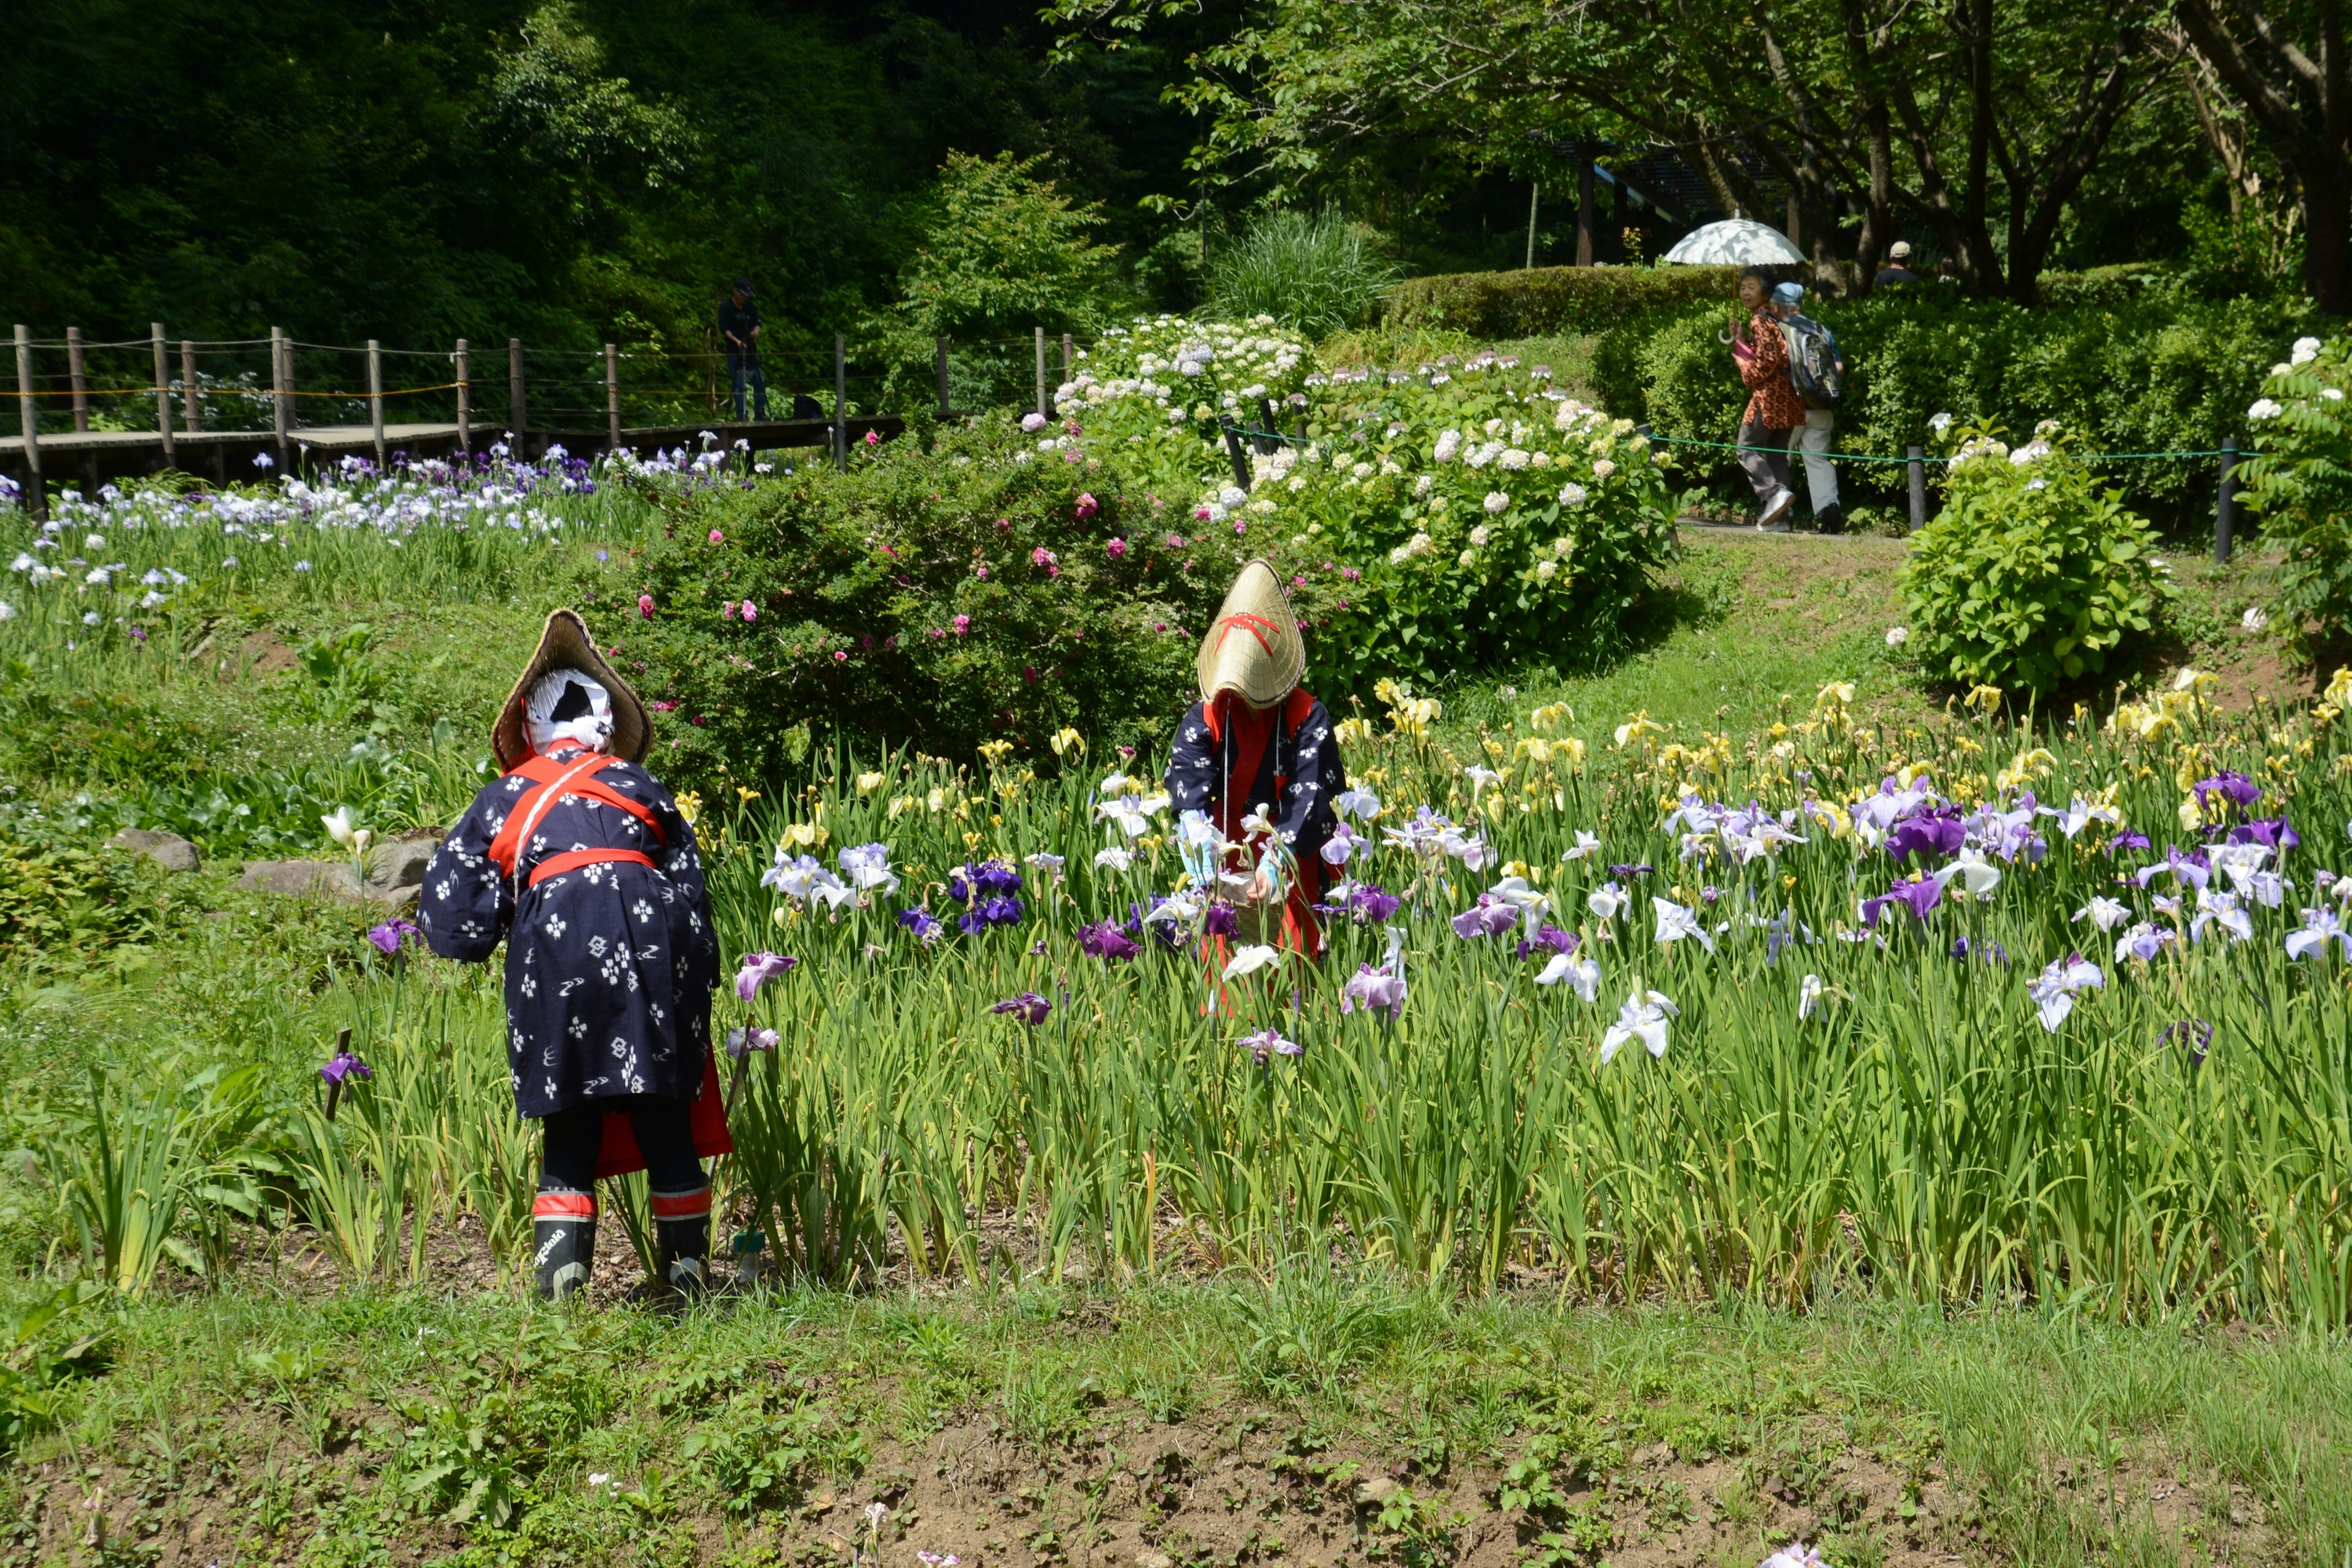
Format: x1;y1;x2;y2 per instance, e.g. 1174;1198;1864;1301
1034;328;1049;421
936;336;951;420
1907;445;1927;531
1220;420;1251;491
2215;437;2239;564
14;325;43;519
151;323;175;462
367;339;386;468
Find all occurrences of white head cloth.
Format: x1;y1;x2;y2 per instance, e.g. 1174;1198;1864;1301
525;671;615;756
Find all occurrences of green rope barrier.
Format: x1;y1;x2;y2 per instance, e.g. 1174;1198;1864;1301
1221;423;2256;466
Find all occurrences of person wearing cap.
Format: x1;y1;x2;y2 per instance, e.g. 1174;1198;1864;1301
1728;265;1802;530
1164;560;1348;959
719;276;766;421
418;609;728;1302
1771;281;1847;534
1875;241;1920;287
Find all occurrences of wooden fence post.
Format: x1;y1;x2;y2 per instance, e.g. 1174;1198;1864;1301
180;339;200;434
367;339;386;467
271;328;290;464
936;336;951;421
150;323;175;462
1525;184;1540;270
1576;145;1596;266
66;326;88;434
14;325;43;519
454;339;470;455
1061;333;1072;387
1906;445;1927;532
508;338;526;439
605;343;620;454
2215;437;2239;564
834;333;848;472
1035;327;1048;420
1220;420;1251;491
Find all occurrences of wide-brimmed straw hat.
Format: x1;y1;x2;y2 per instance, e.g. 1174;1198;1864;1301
492;608;650;771
1197;560;1305;707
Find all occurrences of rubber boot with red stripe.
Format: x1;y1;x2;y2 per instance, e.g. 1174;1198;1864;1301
531;1188;597;1302
650;1183;712;1297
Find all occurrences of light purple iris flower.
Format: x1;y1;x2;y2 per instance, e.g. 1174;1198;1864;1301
366;918;420;955
992;992;1052;1025
1240;1029;1304;1065
320;1050;372;1085
1860;875;1943;927
1341;963;1407;1020
734;951;799;1003
1451;895;1520;938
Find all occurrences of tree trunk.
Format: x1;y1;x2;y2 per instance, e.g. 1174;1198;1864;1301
2302;154;2352;312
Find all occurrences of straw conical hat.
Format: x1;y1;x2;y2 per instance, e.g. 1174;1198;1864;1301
492;608;650;771
1197;560;1305;707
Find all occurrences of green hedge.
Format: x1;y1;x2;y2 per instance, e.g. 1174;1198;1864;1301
1383;265;1744;337
1382;261;2188;340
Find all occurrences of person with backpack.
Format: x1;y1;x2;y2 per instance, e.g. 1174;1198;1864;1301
1772;282;1847;534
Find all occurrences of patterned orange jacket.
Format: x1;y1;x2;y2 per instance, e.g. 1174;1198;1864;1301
1738;309;1806;430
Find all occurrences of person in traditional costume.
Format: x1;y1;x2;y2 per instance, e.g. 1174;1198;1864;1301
419;609;729;1301
1164;560;1348;959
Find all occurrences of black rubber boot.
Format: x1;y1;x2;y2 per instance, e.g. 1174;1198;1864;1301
1817;502;1847;535
531;1189;597;1302
652;1185;713;1298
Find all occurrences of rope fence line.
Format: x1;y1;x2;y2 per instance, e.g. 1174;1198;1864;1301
1638;432;2260;465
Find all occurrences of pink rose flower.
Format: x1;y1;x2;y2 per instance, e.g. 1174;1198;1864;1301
741;600;758;621
1106;538;1127;559
834;650;848;662
708;529;724;545
953;614;970;635
638;594;655;618
1074;492;1098;521
722;601;737;620
976;565;989;580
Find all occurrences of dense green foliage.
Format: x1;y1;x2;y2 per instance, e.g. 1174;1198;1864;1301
1204;209;1402;335
1385;265;1746;337
1899;425;2174;692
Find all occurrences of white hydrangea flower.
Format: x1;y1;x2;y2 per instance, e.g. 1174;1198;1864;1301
2293;335;2323;365
1483;491;1510;514
1535;560;1558;582
1434;429;1463;463
1469;524;1492;546
2249;398;2284;420
1558;482;1588;507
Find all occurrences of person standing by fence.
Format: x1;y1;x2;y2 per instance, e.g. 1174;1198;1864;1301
1728;265;1801;529
719;276;766;421
1771;282;1847;535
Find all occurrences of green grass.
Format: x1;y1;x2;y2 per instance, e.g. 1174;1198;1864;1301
4;1281;2345;1566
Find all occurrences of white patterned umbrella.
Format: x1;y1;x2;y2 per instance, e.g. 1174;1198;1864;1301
1662;219;1806;266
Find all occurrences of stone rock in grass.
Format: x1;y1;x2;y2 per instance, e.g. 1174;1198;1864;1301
1353;1475;1396;1507
237;859;420;910
1135;1553;1175;1568
110;828;200;873
367;835;440;897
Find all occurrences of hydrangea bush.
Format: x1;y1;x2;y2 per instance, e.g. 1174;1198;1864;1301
1061;326;1679;693
2238;333;2352;654
1899;420;2174;694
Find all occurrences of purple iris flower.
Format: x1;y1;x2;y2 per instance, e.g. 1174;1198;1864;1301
2228;816;2300;854
1240;1028;1304;1065
366;918;420;956
2134;845;2211;891
1128;898;1186;951
957;895;1026;936
1204;903;1240;938
1079;920;1139;963
2106;831;2152;854
991;992;1052;1025
2160;1017;2214;1068
1886;807;1967;863
1348;885;1400;924
1950;935;2009;964
1518;924;1579;960
1860;875;1944;927
2193;771;2262;815
949;859;1023;902
1608;863;1654;880
320;1050;372;1085
1341;963;1407;1020
734;951;799;1002
1450;896;1520;939
898;908;943;943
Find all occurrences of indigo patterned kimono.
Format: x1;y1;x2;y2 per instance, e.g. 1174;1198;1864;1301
418;743;718;1118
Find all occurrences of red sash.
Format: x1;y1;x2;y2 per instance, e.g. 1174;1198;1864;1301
485;750;666;882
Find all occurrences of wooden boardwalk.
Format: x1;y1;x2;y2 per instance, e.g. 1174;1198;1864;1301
0;415;905;491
